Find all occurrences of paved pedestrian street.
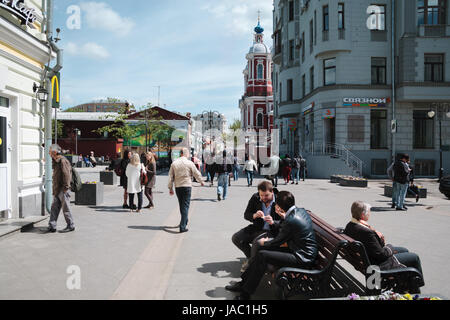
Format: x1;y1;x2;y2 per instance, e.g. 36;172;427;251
0;167;449;300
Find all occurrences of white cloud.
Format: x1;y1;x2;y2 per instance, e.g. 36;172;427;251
65;42;110;59
80;2;135;37
202;0;273;36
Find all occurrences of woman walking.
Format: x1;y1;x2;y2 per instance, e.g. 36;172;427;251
120;150;131;209
126;153;146;213
144;151;157;209
282;154;292;185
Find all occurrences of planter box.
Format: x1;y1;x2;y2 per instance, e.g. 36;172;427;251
384;185;427;199
75;183;104;206
339;179;368;188
330;175;341;183
100;171;117;186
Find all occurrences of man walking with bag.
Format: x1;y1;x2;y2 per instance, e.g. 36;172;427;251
168;148;204;233
45;144;75;233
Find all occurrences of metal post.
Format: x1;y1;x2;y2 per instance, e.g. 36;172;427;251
54;107;57;144
391;0;396;162
439;117;443;181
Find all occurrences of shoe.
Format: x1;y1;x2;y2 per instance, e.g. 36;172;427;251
240;260;249;273
43;227;56;234
123;204;130;209
296;182;298;185
144;205;152;209
403;206;408;210
391;204;396;209
136;210;141;213
416;195;420;203
59;226;75;233
234;292;250;300
179;228;189;233
132;205;137;210
225;281;243;292
218;194;221;201
396;208;407;211
291;182;295;184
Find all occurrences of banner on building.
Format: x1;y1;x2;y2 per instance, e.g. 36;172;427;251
51;73;60;109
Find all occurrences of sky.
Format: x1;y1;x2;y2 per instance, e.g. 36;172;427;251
53;0;274;125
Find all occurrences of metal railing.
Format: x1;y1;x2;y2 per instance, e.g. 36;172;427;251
303;142;363;176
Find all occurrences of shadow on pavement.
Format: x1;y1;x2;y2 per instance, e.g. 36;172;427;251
197;259;243;279
93;206;129;213
191;198;217;202
128;225;180;234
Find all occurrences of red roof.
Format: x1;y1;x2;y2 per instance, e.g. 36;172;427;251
128;106;189;121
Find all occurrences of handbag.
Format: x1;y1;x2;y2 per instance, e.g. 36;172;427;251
140;166;148;186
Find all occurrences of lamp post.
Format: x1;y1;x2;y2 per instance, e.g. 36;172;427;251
74;128;81;156
428;102;450;182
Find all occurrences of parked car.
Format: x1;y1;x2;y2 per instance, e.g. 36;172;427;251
439;175;450;199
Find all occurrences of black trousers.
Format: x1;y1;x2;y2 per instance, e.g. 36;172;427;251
241;247;310;295
232;228;267;259
129;192;143;210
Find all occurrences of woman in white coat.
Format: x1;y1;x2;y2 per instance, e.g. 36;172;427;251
126;153;146;213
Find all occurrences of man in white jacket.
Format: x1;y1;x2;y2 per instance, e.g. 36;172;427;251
168;148;204;233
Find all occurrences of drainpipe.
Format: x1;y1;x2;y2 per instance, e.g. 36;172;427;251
391;0;396;162
44;0;63;214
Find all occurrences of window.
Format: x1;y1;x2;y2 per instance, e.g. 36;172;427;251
338;3;345;29
371;110;388;149
323;58;336;86
314;10;317;44
371;159;388;175
310;19;314;53
257;113;263;127
289;40;295;61
425;54;444;82
257;64;264;79
418;0;447;25
323;5;329;31
289;1;295;21
302;75;306;97
310;66;315;92
369;4;386;30
414;159;436;176
0;97;9;108
301;32;305;62
280;82;283;101
371;57;387;84
287;79;293;101
348;115;365;143
413;110;435;149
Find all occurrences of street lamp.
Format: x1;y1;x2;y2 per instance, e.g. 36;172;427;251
74;128;81;156
428;102;450;181
33;83;48;103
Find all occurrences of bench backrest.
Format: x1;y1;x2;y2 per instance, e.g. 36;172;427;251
307;211;371;275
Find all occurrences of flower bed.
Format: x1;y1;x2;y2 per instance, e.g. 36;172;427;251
339;177;368;188
347;291;442;301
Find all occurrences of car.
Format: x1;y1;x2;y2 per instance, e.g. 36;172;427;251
439;175;450;199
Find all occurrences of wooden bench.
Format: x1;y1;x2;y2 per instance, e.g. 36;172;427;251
275;211;424;300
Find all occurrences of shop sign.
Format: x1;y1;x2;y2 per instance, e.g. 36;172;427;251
303;102;314;116
343;97;390;107
322;109;335;119
288;118;297;130
0;0;37;26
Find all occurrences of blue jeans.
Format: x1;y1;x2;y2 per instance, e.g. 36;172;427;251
246;171;254;186
233;166;239;181
392;182;399;206
292;168;300;183
300;167;306;180
175;187;192;231
396;183;408;209
217;174;229;199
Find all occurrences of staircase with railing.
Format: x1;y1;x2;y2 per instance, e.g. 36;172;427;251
303;142;363;177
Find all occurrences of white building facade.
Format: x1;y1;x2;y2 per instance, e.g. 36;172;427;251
0;1;52;220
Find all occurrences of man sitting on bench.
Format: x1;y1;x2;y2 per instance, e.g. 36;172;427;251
231;181;280;272
344;201;424;276
226;191;318;300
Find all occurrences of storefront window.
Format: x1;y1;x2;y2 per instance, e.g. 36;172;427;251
371;110;387;149
413;110;435;149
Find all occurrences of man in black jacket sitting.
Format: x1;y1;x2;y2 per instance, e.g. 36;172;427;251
231;181;280;272
227;191;318;300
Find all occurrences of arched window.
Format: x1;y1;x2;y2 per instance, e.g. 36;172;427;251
257;113;263;127
257;64;264;79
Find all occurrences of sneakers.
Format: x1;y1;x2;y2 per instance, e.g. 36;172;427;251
59;226;75;233
218;194;222;201
43;227;56;234
396;207;407;211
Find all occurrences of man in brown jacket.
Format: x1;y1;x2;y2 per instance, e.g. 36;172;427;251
45;144;75;233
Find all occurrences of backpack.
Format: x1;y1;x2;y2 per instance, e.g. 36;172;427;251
115;166;124;177
71;167;82;192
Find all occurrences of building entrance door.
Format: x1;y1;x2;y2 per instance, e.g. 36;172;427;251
0;97;11;219
324;118;336;153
